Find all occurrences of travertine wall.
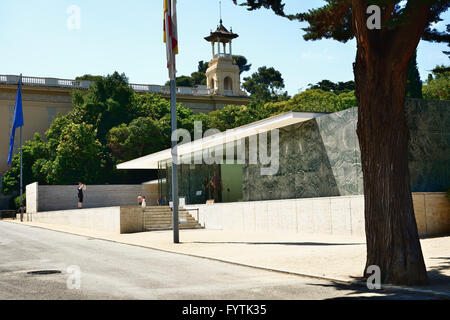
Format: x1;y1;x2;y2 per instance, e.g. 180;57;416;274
25;182;38;213
186;193;450;237
30;206;144;234
26;183;158;213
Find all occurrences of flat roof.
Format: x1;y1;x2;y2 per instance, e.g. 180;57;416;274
117;111;326;170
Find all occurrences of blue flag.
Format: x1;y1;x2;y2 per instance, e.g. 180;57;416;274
7;75;24;165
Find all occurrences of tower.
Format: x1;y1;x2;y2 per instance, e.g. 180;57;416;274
204;20;246;96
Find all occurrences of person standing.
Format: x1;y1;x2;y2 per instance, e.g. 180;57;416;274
141;196;147;208
77;182;87;209
202;176;211;203
210;172;222;203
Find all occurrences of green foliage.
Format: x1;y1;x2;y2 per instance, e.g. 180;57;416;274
243;66;289;103
71;72;136;143
431;65;450;76
234;1;449;49
190;72;207;86
13;193;26;211
133;92;171;119
406;52;423;99
107;118;167;162
207;105;259;131
49;123;105;184
75;74;103;82
198;61;209;73
423;71;450;100
165;75;195;87
307;80;355;95
263;89;357;114
1;134;49;194
232;55;252;74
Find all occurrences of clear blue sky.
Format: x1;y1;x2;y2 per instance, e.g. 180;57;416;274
0;0;448;95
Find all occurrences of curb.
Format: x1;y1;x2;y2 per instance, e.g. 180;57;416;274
4;220;450;300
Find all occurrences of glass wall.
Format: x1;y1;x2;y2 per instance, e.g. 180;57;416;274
157;153;243;205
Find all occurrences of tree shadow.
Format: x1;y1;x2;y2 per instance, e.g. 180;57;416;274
423;256;450;293
307;281;442;300
307;257;449;300
192;241;365;246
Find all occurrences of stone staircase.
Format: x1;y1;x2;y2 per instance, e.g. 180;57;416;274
143;206;202;231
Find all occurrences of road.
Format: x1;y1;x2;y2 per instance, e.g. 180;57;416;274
0;221;439;300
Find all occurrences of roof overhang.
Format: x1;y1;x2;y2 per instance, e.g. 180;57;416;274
117;111;327;170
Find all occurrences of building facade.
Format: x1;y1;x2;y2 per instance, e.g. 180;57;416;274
118;99;450;206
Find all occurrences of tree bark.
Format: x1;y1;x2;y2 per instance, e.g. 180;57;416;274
354;47;429;286
350;1;431;286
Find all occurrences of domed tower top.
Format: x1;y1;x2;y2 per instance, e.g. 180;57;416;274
205;20;238;59
203;20;246;97
205;20;239;43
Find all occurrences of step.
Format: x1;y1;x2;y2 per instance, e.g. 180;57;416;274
142;207;202;231
144;221;200;226
145;225;203;231
144;222;201;227
144;224;201;230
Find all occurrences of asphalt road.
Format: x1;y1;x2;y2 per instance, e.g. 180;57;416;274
0;221;439;300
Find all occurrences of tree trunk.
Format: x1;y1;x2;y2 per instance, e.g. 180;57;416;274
354;51;429;285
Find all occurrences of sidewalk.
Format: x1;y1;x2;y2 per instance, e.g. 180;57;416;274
5;219;450;298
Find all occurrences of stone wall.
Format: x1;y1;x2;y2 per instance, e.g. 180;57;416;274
25;182;38;213
185;192;450;237
243;99;450;201
30;206;144;234
26;183;158;213
407;99;450;192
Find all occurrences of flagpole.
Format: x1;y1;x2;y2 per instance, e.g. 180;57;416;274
170;78;179;244
18;74;24;222
20;125;24;222
166;0;179;244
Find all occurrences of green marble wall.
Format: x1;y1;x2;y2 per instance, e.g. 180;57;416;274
407;99;450;192
160;99;449;204
242;99;450;201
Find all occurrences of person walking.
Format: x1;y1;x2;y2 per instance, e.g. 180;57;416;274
77;182;87;209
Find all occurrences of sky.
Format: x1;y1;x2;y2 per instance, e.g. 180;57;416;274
0;0;448;96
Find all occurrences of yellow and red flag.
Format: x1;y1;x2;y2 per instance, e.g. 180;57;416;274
164;0;178;80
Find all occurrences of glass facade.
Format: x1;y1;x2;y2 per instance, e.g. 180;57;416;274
157;147;244;205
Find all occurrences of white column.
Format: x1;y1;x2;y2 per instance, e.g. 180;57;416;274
212;42;215;57
229;42;232;56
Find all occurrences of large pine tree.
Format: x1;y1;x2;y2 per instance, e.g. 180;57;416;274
234;0;449;285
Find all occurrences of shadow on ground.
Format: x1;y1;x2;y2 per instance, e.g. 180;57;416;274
310;281;443;300
308;258;449;300
191;241;365;246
